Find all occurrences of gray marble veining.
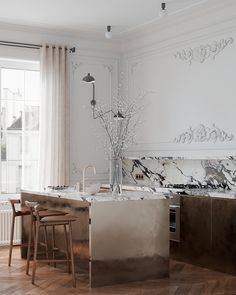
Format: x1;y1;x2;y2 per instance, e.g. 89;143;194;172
123;157;236;190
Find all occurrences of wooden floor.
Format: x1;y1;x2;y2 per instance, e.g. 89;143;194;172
1;247;236;295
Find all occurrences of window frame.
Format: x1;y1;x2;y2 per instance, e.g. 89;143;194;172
0;58;40;194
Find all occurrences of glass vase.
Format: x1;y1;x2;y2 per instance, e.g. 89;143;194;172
109;157;122;195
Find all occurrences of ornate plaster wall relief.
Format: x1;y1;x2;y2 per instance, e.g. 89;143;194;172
71;61;83;77
130;61;141;75
174;124;234;144
103;64;113;74
174;37;234;64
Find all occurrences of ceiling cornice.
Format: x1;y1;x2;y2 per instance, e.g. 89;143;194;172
0;0;235;54
0;21;122;53
120;0;236;53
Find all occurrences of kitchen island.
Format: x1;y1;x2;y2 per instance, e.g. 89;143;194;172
21;190;169;287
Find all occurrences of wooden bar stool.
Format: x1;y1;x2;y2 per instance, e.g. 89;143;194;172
26;201;78;287
25;201;68;275
8;199;31;266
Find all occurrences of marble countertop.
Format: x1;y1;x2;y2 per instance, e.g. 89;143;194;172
21;184;236;201
121;184;236;200
21;188;166;202
181;189;236;199
120;184;236;199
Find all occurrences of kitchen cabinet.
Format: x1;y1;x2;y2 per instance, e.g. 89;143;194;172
171;194;236;274
180;195;212;258
211;198;236;273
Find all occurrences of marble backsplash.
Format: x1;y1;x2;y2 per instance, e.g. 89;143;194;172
122;157;236;190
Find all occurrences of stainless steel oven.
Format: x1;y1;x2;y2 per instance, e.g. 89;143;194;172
170;204;180;242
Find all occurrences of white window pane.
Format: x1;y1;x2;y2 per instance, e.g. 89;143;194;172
1;100;23;130
7;132;22;161
0;65;40;193
25;70;40;101
1;69;24;100
25;105;40;131
1;131;6;161
23;161;38;189
1;162;7;193
7;162;22;193
24;133;39;161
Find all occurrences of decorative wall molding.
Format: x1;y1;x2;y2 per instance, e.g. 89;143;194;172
130;61;140;75
71;61;83;77
103;64;113;73
174;37;234;64
174;124;234;144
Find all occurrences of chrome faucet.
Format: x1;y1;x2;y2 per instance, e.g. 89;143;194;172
82;165;96;193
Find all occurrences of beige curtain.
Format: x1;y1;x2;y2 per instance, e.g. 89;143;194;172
38;45;69;189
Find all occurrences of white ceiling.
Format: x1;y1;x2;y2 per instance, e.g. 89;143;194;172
0;0;208;36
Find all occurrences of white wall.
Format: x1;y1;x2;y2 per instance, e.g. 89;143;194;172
1;0;236;189
70;53;118;184
0;25;120;185
121;0;236;159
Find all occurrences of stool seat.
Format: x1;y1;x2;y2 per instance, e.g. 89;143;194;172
15;207;31;216
41;215;77;223
34;210;67;218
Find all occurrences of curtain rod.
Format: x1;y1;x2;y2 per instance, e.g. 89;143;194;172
0;40;76;53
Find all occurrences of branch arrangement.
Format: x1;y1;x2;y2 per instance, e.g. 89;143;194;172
93;92;144;159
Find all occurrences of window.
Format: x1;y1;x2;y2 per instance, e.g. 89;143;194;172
0;60;40;194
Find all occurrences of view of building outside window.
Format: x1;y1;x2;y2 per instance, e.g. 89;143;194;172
0;67;40;194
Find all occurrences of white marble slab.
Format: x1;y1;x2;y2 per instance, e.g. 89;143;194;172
21;188;165;203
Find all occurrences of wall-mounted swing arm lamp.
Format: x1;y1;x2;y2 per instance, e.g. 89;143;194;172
82;73;125;120
82;73;96;108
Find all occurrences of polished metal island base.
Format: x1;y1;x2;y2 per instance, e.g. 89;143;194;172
21;192;169;287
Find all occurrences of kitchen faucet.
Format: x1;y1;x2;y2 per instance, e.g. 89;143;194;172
82;165;96;193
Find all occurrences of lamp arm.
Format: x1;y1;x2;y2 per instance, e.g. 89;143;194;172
92;108;115;119
92;83;95;101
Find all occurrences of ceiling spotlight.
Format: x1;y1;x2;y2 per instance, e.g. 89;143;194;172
105;25;112;39
159;2;168;17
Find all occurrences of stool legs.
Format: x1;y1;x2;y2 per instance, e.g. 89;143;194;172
52;225;56;267
26;214;34;275
30;223;76;287
68;221;76;287
64;224;70;273
43;226;49;264
8;213;15;266
32;222;40;284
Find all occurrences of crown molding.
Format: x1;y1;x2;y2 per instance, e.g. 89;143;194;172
0;0;235;56
0;21;122;53
120;0;236;53
0;0;207;42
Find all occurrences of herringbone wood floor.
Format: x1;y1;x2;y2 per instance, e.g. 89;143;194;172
1;247;236;295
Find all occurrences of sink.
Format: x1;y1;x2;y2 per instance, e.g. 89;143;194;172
85;183;101;195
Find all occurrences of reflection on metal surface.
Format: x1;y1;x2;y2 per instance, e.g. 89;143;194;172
90;199;169;287
21;192;169;287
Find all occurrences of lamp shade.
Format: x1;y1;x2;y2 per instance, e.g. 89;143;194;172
114;111;125;120
160;2;168;17
105;25;112;39
82;73;95;83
